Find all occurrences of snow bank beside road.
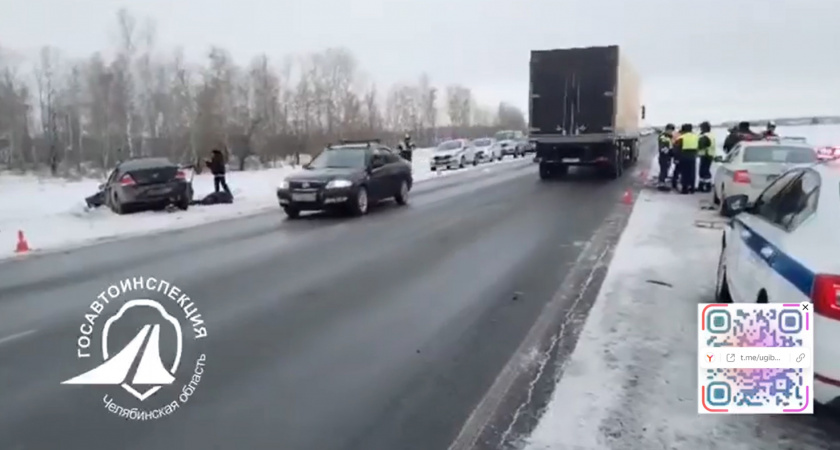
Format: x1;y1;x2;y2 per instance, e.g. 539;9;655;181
0;147;518;259
0;166;300;259
522;190;837;450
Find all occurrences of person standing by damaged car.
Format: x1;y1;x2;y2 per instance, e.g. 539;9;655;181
206;149;232;196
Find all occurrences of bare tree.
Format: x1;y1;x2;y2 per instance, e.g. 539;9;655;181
0;47;32;169
497;102;526;130
114;8;139;158
1;8;511;176
446;84;472;129
35;46;63;174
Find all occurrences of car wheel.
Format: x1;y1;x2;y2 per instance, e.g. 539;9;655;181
715;243;733;303
283;206;300;219
349;186;369;216
718;186;726;214
473;157;479;166
110;193;126;215
177;196;190;211
459;157;465;169
395;180;409;205
712;186;720;205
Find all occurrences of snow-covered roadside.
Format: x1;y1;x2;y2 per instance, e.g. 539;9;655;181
521;189;837;450
0;147;524;259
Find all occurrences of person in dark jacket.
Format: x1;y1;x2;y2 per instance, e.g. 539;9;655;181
697;121;716;192
722;121;758;153
205;149;231;196
657;123;676;190
762;121;778;138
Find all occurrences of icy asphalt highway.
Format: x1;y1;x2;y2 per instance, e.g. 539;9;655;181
0;155;644;450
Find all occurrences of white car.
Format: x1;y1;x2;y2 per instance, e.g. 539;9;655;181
715;160;840;407
494;130;527;159
471;138;499;163
712;140;818;207
430;139;477;171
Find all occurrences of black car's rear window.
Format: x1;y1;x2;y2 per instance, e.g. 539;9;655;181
120;158;176;170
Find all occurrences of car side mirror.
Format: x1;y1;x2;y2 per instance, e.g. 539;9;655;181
721;194;750;218
97;183;105;190
713;156;723;163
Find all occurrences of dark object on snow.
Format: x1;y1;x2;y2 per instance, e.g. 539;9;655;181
85;190;105;208
196;191;233;205
101;157;194;215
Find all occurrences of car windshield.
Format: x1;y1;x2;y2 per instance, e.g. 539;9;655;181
437;141;462;151
495;131;516;141
742;146;817;164
307;148;367;169
473;139;492;147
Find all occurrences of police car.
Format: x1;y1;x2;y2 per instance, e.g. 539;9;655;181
715;158;840;407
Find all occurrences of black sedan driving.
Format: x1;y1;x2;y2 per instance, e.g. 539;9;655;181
276;142;413;218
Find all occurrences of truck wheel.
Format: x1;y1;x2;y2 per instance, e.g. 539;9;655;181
607;153;623;179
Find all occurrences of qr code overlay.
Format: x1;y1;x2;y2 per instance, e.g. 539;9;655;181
698;303;814;414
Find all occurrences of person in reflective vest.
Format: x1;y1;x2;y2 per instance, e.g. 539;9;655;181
672;123;699;194
657;123;676;190
697;121;716;193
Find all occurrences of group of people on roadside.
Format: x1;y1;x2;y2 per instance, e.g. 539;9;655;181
656;120;778;194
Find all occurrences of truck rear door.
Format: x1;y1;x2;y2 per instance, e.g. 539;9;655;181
530;46;618;136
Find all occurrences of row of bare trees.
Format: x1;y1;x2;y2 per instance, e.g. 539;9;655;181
0;9;526;176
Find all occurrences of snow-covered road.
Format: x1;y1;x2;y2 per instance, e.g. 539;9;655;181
521;180;840;450
0;147;526;260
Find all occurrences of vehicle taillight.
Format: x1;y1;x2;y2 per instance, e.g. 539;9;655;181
812;274;840;321
733;170;750;184
175;170;187;180
119;174;136;186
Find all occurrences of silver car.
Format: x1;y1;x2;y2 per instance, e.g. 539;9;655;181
430;139;477;171
471;138;499;163
712;140;818;207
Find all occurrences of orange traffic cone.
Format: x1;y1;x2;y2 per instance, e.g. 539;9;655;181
15;230;30;253
622;189;633;205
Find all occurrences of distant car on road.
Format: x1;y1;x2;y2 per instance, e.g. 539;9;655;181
716;160;840;408
276;141;412;218
103;157;193;215
712;140;817;208
430;139;477;171
471;138;499;163
494;130;527;158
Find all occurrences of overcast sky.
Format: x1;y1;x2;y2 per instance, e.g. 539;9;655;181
1;0;838;124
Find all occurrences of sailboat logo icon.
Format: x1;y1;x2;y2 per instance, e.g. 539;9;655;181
62;299;183;401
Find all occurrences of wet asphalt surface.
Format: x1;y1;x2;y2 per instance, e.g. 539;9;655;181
0;156;644;450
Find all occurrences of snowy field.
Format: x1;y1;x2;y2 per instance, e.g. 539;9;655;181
0;147;521;260
521;123;840;450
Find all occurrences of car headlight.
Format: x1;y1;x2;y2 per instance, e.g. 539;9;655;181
326;179;352;189
278;180;289;190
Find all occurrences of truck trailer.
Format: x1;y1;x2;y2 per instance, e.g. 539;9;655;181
529;45;644;179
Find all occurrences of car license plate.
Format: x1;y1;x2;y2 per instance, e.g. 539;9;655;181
562;158;580;163
292;193;317;202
